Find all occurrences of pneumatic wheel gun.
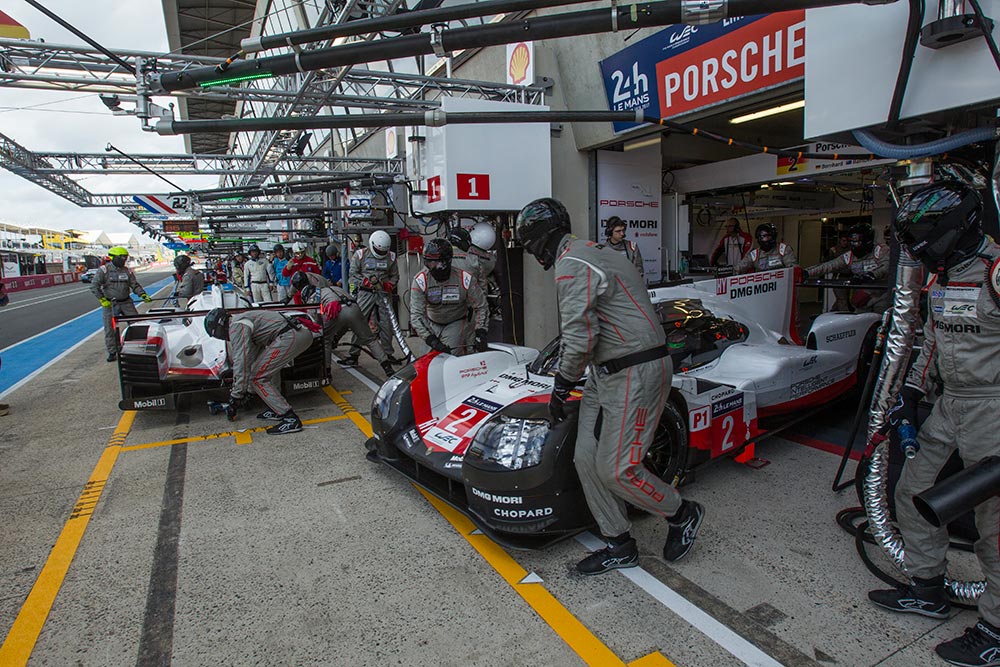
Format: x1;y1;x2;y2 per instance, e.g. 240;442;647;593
208;401;237;421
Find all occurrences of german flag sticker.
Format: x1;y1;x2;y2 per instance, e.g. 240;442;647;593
0;11;30;40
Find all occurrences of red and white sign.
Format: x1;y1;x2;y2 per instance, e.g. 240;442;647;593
456;173;490;200
656;11;804;118
427;175;442;203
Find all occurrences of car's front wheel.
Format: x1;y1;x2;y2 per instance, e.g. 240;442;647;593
643;399;688;487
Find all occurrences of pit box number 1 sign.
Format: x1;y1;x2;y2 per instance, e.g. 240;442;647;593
456;173;490;200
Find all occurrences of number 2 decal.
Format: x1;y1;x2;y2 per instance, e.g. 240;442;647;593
720;415;735;451
442;408;478;434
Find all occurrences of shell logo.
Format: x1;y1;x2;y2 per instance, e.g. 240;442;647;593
508;42;531;85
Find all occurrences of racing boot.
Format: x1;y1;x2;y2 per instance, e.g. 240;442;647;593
663;500;705;562
380;360;396;378
935;618;1000;666
0;403;9;416
868;575;951;619
266;410;303;435
577;534;638;576
107;351;118;362
337;354;359;368
257;409;285;421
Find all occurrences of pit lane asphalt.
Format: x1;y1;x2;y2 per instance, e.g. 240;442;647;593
0;324;988;665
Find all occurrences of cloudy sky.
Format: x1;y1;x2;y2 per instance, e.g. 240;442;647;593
0;1;221;238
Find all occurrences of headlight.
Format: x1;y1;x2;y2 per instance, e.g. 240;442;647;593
372;377;405;422
467;416;548;470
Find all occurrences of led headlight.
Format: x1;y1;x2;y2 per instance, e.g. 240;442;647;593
372;377;404;422
467;416;548;470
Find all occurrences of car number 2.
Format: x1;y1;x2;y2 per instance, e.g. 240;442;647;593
720;415;735;451
442;408;478;434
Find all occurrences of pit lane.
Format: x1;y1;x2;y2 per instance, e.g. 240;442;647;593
0;327;986;666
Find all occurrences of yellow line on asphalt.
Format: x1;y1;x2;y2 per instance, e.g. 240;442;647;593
326;385;674;667
121;415;349;451
0;411;137;667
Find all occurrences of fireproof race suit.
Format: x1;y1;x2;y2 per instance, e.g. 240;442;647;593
553;235;680;538
245;256;275;304
452;247;487;291
607;238;644;279
734;243;798;274
469;245;501;320
298;272;390;366
347;246;399;357
175;266;205;307
409;266;487;355
806;244;890;312
228;310;313;415
894;239;1000;627
92;263;149;356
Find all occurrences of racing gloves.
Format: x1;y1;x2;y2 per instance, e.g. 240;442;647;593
99;297;112;308
474;329;489;352
548;373;575;424
382;281;394;293
141;294;152;303
889;385;923;429
425;335;451;354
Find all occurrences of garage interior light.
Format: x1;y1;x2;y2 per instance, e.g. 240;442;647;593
624;136;661;151
729;100;805;125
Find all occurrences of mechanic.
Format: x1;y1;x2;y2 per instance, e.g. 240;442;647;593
291;271;395;378
322;244;343;286
469;221;502;324
343;230;400;367
805;223;890;312
173;254;205;309
734;223;798;274
515;197;704;576
868;181;1000;667
282;242;322;283
605;216;644;279
448;226;488;289
710;217;752;269
230;254;246;295
272;244;292;302
409;238;488;356
92;247;152;362
203;308;312;435
244;244;275;304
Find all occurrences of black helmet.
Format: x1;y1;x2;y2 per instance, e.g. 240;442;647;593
174;255;192;273
605;216;626;239
291;271;310;292
248;244;260;254
424;238;453;282
894;181;984;272
447;226;472;251
204;308;231;340
847;224;875;257
755;223;778;252
300;284;317;303
272;243;284;253
325;244;339;258
515;198;571;270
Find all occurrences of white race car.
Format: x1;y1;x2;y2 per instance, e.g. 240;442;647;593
367;269;880;548
115;284;328;410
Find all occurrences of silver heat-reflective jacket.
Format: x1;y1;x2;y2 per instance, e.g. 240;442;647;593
554;235;665;382
228;310;303;397
92;264;147;303
735;243;798;274
176;268;205;299
409;266;487;339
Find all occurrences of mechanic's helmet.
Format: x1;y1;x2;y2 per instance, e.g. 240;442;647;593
203;308;231;340
470;222;496;251
847;224;875;257
290;270;310;292
325;244;339;258
272;243;285;255
248;244;260;255
424;238;453;282
894;180;984;272
173;254;192;273
108;246;129;268
447;226;472;251
755;223;778;252
605;216;626;239
369;230;392;257
515;198;571;271
291;241;307;255
300;284;317;303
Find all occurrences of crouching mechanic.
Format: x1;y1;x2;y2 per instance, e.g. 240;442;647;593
867;181;1000;667
805;223;889;312
291;271;396;378
515;198;704;575
734;223;797;274
410;238;488;356
93;246;151;362
204;308;312;435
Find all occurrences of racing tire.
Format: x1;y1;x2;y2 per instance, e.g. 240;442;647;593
643;399;688;487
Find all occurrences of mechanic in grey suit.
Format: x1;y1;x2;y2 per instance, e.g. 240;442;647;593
204;308;312;435
291;271;395;378
805;223;890;312
515;197;704;576
734;223;798;274
173;254;205;309
868;181;1000;666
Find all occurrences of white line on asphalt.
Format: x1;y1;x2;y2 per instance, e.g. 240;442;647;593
0;288;93;312
342;365;382;393
575;532;786;667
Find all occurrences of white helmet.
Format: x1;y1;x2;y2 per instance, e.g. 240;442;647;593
470;222;496;251
291;241;307;253
369;230;391;256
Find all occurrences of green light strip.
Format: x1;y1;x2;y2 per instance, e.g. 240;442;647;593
199;71;275;88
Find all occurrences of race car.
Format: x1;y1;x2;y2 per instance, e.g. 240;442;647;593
115;284;328;410
367;268;881;548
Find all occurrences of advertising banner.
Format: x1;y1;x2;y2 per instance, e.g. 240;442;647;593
600;12;804;132
596;146;662;283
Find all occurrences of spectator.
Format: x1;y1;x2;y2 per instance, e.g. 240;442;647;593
322;244;342;286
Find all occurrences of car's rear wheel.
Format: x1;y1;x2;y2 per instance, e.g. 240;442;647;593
643;399;688;487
